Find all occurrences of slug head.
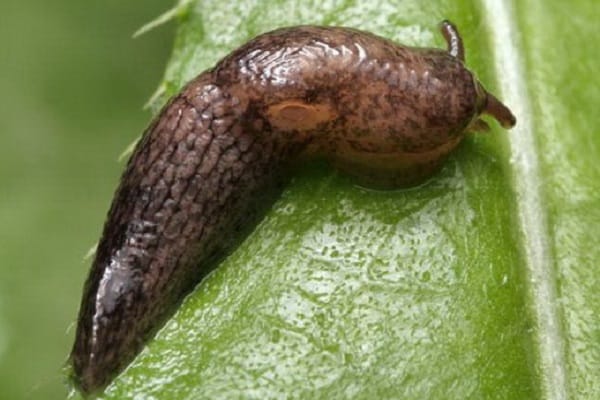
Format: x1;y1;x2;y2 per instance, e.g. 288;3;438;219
440;20;516;133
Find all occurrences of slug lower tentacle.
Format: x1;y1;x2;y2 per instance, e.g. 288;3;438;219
70;21;515;394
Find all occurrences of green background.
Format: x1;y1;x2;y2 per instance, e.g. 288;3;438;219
1;0;598;399
0;1;173;399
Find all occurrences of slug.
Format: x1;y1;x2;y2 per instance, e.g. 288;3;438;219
70;20;516;394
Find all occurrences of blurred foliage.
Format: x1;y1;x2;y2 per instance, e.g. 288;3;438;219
0;1;173;399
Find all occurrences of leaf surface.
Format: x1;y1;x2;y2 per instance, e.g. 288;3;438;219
98;1;599;398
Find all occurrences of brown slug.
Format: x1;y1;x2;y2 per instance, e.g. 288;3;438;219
70;20;516;394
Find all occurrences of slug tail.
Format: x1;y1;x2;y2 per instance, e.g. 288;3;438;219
69;75;291;395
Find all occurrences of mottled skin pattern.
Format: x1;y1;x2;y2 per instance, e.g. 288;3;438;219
71;21;516;394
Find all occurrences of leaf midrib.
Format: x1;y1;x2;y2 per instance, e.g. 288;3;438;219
481;0;568;399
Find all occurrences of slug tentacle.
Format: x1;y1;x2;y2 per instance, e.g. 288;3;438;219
483;91;517;128
71;22;516;394
440;20;465;61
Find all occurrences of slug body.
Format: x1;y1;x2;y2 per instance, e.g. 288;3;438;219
71;21;515;393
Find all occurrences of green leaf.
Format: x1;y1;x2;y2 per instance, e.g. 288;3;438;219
98;0;599;398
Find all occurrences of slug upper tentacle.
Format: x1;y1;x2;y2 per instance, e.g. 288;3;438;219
70;22;515;394
440;20;465;61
